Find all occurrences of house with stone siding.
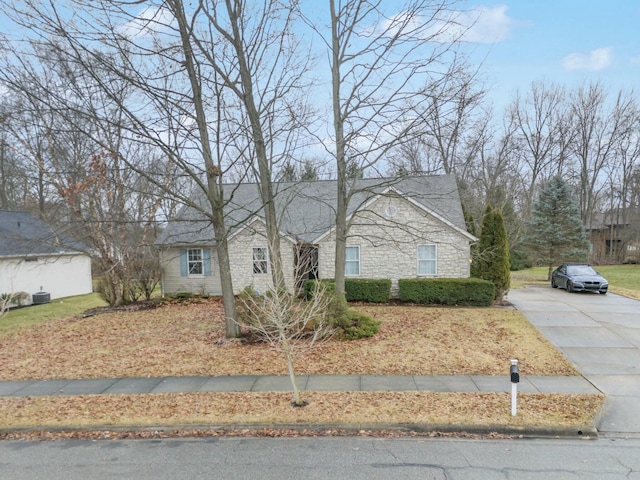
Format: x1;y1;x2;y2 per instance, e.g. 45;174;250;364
156;175;476;297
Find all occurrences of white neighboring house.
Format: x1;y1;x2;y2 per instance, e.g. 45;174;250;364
156;175;477;297
0;210;93;303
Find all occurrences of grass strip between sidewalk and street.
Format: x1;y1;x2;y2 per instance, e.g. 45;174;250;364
0;391;603;431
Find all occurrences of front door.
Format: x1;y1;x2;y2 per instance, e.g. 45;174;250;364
294;244;318;292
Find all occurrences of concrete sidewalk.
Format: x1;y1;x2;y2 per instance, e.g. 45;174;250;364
0;374;600;398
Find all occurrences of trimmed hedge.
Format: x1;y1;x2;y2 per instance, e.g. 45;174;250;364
303;279;336;300
303;278;391;303
398;278;495;306
344;278;391;303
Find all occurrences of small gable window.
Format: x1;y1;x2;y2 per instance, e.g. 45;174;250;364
253;247;268;274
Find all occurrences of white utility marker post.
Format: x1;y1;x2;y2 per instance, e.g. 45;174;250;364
510;359;520;416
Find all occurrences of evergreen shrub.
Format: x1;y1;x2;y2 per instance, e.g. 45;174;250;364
328;295;380;340
304;278;391;303
303;279;336;300
398;278;495;306
344;278;391;302
304;281;381;339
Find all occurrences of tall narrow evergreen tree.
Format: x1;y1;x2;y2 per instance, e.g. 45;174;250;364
463;204;480;276
472;205;511;301
526;176;589;279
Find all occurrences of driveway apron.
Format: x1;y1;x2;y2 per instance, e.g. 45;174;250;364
507;287;640;434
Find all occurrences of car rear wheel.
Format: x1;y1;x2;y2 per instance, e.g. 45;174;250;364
566;281;573;293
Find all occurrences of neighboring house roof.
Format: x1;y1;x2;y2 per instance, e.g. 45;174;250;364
0;210;84;258
157;175;471;246
591;208;640;229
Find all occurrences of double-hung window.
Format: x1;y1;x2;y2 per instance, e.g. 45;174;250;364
253;247;268;274
187;248;204;276
417;244;436;276
345;245;360;276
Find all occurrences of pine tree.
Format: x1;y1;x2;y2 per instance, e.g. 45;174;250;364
526;176;589;279
473;206;511;301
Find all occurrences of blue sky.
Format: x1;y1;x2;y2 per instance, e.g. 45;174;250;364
464;1;640;108
1;1;637;111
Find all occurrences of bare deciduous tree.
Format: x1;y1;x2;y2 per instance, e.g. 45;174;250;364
508;81;573;214
405;69;486;177
305;0;467;294
237;272;335;407
0;45;170;306
180;0;314;293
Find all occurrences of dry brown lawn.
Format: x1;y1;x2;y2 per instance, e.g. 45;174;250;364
0;392;602;431
0;298;578;380
0;298;602;433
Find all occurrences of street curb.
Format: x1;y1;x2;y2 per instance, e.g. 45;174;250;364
0;422;599;440
592;395;611;432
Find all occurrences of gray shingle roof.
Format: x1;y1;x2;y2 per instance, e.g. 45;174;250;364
0;210;83;257
591;208;640;229
157;175;468;246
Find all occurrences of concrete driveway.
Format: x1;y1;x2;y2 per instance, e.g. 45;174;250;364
506;286;640;435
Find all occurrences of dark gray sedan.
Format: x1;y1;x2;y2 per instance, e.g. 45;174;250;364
551;263;609;294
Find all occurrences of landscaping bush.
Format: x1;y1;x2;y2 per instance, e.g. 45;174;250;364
303;279;382;339
304;278;391;303
327;295;380;340
0;292;30;310
303;279;336;300
251;282;380;340
398;278;495;306
344;278;391;303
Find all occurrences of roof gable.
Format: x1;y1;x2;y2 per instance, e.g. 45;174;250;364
312;185;476;243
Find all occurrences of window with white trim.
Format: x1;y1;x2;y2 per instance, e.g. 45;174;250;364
345;245;360;276
253;247;268;274
417;244;436;275
188;248;204;276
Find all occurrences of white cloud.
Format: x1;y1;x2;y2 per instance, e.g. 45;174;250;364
455;5;514;43
118;6;176;39
379;5;513;44
562;47;613;71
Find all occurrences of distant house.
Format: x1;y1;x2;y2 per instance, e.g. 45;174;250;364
0;210;93;302
156;175;477;297
589;208;640;264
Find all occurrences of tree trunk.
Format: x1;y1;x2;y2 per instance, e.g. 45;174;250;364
331;0;347;296
171;0;238;337
210;186;239;337
284;345;302;406
225;2;287;293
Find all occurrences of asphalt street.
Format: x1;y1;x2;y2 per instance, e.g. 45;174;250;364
3;436;640;479
506;286;640;435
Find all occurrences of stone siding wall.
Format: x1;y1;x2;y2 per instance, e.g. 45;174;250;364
317;195;471;295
